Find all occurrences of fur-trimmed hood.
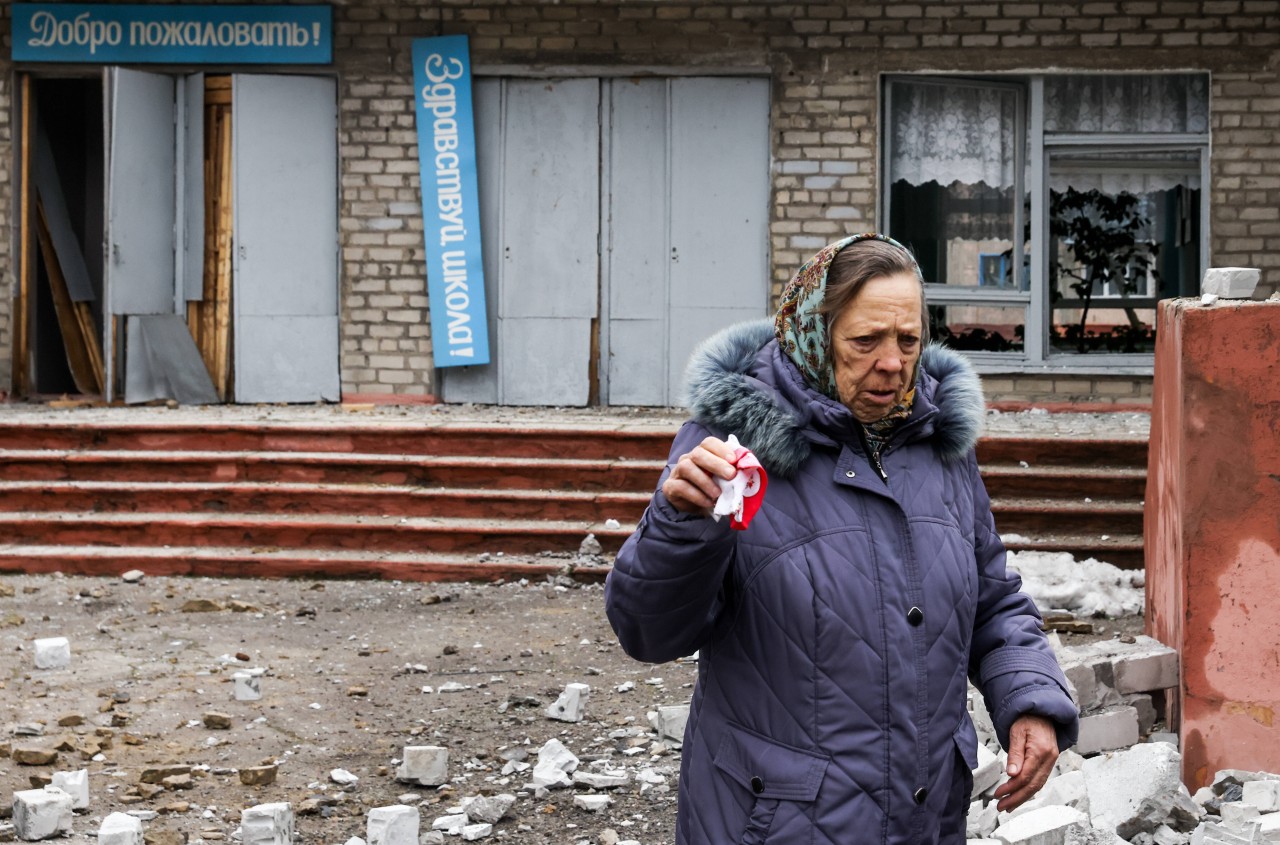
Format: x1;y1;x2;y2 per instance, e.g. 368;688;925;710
683;319;985;477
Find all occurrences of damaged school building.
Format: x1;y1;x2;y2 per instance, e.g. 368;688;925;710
0;1;1276;409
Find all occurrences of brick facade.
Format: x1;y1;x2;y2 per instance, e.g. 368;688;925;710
2;0;1278;405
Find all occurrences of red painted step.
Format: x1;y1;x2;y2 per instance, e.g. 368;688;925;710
0;481;651;524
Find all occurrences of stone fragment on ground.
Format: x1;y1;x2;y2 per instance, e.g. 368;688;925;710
240;803;292;845
97;813;142;845
365;805;417;845
545;683;590;723
13;787;74;841
33;638;71;670
395;746;448;787
531;738;579;789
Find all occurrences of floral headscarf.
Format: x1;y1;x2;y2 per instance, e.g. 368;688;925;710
773;233;925;418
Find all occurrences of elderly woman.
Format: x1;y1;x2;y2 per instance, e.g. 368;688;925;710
605;234;1079;844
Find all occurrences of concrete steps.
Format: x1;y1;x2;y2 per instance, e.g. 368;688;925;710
0;419;1148;580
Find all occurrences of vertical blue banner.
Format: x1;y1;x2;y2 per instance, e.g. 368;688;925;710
413;35;490;368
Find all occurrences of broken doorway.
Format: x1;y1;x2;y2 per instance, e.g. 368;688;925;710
14;70;339;405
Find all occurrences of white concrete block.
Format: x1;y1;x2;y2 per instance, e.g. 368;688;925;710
1112;640;1179;694
233;671;262;701
396;746;448;787
573;795;611;812
1002;771;1090;826
573;771;629;789
1055;749;1086;777
13;787;74;841
1202;267;1261;299
1222;804;1262;826
968;801;999;839
1075;706;1140;756
650;704;689;747
366;805;418;845
992;805;1089;845
430;815;467;834
545;683;589;723
974;743;1005;798
33;638;70;670
1245;782;1280;814
1083;742;1184;833
1256;812;1280;843
97;813;143;845
240;802;293;845
531;739;578;789
51;769;90;810
460;823;492;841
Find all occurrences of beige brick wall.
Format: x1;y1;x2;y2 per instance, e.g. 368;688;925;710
2;0;1277;404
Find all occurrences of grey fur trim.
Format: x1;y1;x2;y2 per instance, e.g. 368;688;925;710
682;320;811;477
682;321;987;475
918;343;986;461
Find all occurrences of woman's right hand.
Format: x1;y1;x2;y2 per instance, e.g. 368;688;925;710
661;436;740;515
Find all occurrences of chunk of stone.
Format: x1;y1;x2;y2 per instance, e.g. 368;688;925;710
12;747;58;766
460;824;491;841
1219;803;1260;826
459;794;514;825
1243;782;1280;814
238;766;277;787
545;683;589;723
12;787;74;841
1075;706;1140;757
140;766;190;785
1201;267;1261;299
97;813;143;845
531;739;578;789
51;769;89;810
202;713;232;730
1083;742;1184;833
120;570;145;584
992;805;1089;845
239;803;292;845
649;704;690;747
395;746;448;787
33;638;70;670
572;795;611;812
1110;638;1179;694
232;673;261;702
366;806;417;845
973;743;1004;798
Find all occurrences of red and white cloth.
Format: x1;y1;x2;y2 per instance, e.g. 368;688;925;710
712;434;768;530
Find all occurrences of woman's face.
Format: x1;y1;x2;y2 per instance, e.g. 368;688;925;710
830;272;924;424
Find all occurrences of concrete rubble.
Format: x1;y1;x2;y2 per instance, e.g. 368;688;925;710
240;802;293;845
545;682;590;723
33;638;71;670
395;746;449;787
12;787;74;841
96;812;142;845
365;805;417;845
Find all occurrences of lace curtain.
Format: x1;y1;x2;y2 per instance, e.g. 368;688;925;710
888;75;1208;192
889;81;1018;190
1044;74;1209;134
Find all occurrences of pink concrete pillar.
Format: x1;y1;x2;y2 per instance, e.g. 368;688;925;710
1146;298;1280;789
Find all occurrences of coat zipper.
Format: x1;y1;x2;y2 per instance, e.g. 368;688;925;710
856;427;890;485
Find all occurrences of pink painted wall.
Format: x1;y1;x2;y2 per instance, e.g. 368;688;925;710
1146;298;1280;789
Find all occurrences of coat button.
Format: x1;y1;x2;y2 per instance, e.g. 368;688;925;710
913;787;928;804
907;606;924;626
750;776;764;794
845;470;856;478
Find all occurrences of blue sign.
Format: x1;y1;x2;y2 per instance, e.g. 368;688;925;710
12;4;332;64
412;35;491;368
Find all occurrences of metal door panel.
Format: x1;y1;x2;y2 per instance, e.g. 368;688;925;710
232;74;338;403
233;74;337;316
603;78;669;406
236;316;339;403
606;318;667;406
669;78;770;312
499;318;591;406
181;73;205;303
607;79;667;321
499;79;598;320
669;307;761;402
439;78;501;404
106;68;176;316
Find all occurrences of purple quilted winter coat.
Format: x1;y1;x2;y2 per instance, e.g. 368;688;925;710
605;321;1079;845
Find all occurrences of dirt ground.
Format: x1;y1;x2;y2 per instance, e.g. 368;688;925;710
0;568;1142;845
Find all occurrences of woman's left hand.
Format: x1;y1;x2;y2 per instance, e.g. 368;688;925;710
992;714;1059;812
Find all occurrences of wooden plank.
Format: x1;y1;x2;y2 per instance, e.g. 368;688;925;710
35;200;101;394
214;104;233;398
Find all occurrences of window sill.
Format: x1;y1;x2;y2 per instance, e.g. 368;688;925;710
963;353;1154;377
